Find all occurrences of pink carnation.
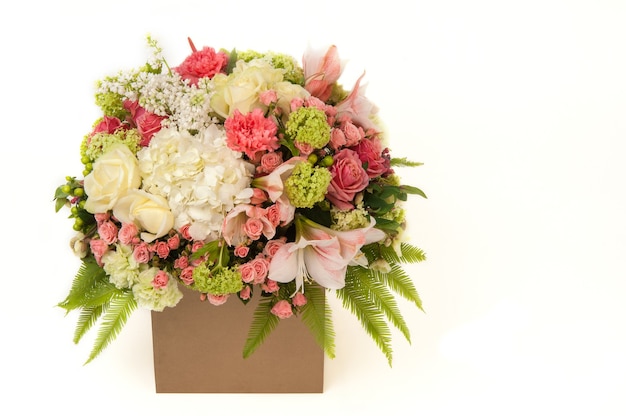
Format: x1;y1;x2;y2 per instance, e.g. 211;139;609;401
173;39;228;85
270;300;293;319
225;108;279;159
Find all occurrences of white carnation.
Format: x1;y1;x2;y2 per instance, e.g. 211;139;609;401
132;268;183;312
137;125;254;241
102;244;144;289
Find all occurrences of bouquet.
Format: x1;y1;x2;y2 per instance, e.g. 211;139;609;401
55;35;426;365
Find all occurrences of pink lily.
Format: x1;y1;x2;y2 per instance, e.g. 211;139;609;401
335;72;379;132
268;214;386;292
303;45;345;102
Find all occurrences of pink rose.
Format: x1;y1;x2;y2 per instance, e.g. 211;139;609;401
234;245;250;258
180;266;195;285
123;100;166;146
94;213;110;224
239;285;251;300
250;188;268;205
263;237;287;257
118;222;139;245
341;120;364;147
270;300;293;319
133;242;151;264
174;255;189;269
152;270;169;289
326;148;369;210
329;128;346;150
89;116;124;140
167;234;180;250
98;220;118;245
173;39;228;85
207;294;229;306
350;137;390;178
258;151;283;174
263;278;279;292
265;204;281;227
292;292;308;307
239;262;256;283
179;224;192;240
251;257;269;282
191;241;204;252
259;89;278;106
89;239;109;266
154;241;170;259
243;217;264;241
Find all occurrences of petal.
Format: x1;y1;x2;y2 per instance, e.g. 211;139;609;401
267;243;299;283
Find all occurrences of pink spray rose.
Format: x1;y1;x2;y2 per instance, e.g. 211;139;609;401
180;266;195;285
224;108;280;159
167;234;180;250
89;239;109;266
270;300;293;319
326;148;370;210
98;220;118;245
173;38;228;85
292;292;308;307
350;137;391;178
239;261;257;283
89;116;124;140
207;294;229;306
133;242;151;264
154;241;170;259
152;270;169;289
263;237;287;257
257;151;283;174
174;255;189;269
118;222;139;245
239;285;251;300
234;245;250;258
251;257;269;283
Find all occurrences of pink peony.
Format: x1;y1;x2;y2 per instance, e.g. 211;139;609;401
173;38;228;85
270;300;293;319
350;137;391;179
224;108;279;160
326;148;370;210
151;270;169;289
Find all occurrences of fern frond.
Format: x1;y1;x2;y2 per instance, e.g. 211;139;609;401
81;280;123;308
242;297;280;359
73;304;105;344
300;284;335;358
337;268;393;366
390;157;423;167
400;243;427;263
377;264;424;312
85;291;137;365
352;267;412;344
58;257;108;312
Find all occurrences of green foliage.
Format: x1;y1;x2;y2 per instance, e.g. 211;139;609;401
59;257;138;364
300;284;336;358
390;157;423;167
242;296;280;359
85;291;137;364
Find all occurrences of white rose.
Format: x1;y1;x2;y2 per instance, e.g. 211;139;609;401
84;144;141;214
113;189;174;243
210;59;284;118
273;80;310;116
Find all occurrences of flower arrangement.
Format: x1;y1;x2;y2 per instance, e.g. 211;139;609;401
55;35;427;366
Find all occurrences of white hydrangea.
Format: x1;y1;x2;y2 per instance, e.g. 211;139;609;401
102;244;145;289
137;125;254;241
132;268;183;312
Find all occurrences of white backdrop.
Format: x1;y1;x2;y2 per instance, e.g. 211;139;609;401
2;1;625;415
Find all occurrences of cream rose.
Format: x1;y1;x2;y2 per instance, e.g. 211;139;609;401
113;189;174;243
210;59;285;118
84;144;141;214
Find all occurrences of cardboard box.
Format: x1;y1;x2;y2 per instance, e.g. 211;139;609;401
151;287;324;393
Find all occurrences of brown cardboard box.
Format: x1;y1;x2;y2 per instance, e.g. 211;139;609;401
151;287;324;393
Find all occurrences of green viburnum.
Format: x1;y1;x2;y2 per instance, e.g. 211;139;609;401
81;128;142;163
285;107;330;149
238;50;304;85
285;161;332;208
94;82;129;120
191;264;243;295
330;205;370;231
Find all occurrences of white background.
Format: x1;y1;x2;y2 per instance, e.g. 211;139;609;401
2;1;625;414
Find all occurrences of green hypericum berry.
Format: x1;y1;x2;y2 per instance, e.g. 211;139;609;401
70;207;78;215
307;154;319;165
61;185;71;194
320;155;334;167
73;188;84;197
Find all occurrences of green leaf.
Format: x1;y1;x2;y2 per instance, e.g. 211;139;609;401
73;305;105;344
376;264;424;312
55;197;68;212
85;291;137;364
337;268;394;366
242;296;280;359
58;258;108;312
400;185;427;199
390;157;423;167
225;48;238;74
300;284;335;358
